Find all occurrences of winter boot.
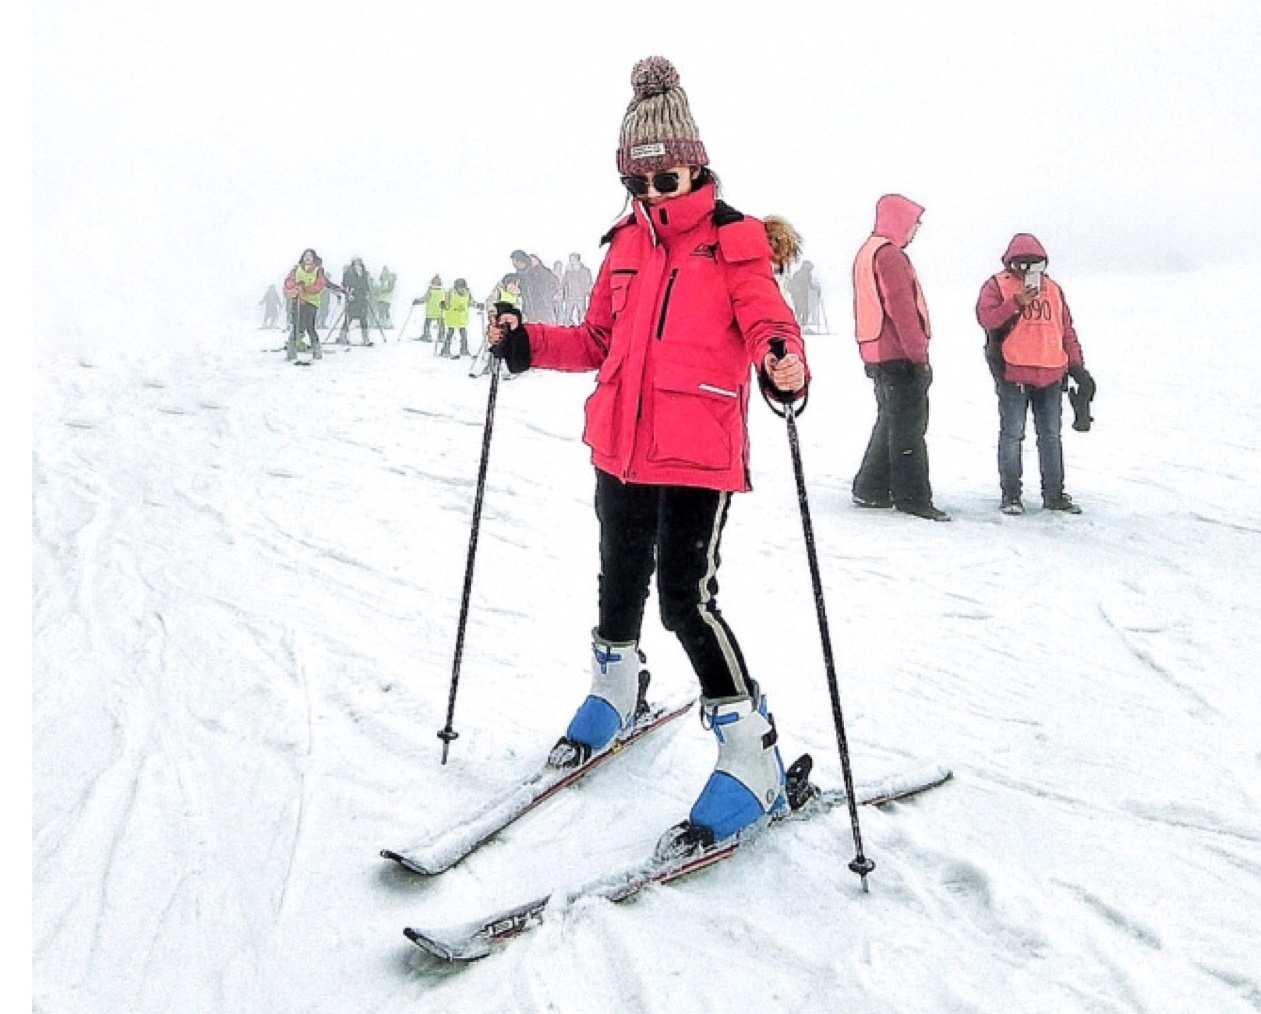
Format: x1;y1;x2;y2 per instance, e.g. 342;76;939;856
655;684;788;859
1043;493;1082;514
547;632;647;768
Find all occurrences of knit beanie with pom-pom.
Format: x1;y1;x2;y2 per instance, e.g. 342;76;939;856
617;56;709;176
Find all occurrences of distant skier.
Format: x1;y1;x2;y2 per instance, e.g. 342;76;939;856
510;250;559;323
850;194;950;521
437;278;480;358
377;265;396;327
486;55;808;858
787;260;822;333
976;233;1094;515
559;253;593;324
418;276;445;342
283;249;332;361
339;257;374;345
260;284;283;328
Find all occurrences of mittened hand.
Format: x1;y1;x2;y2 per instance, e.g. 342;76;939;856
1068;365;1096;396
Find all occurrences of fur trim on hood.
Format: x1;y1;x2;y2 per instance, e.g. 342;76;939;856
763;215;802;270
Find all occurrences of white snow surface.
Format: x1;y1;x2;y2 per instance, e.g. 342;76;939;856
32;268;1261;1013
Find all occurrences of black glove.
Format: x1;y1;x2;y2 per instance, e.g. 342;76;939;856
1068;365;1096;397
490;302;531;373
1067;366;1096;432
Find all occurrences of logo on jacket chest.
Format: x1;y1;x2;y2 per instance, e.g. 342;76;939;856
691;242;719;259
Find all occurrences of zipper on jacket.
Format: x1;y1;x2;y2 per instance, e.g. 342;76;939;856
656;269;678;340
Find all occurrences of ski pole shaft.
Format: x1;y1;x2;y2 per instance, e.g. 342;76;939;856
768;338;874;890
366;301;389;343
437;359;502;763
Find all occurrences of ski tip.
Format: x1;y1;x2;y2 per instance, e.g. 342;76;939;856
404;926;488;963
403;927;455;962
381;849;440;876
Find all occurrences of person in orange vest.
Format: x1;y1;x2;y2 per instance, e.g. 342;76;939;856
850;194;949;521
976;233;1093;515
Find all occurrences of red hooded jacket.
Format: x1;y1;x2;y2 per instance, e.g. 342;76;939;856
851;195;932;366
976;233;1084;388
521;183;806;492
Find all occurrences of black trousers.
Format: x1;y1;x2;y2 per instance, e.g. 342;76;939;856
342;304;370;338
292;301;319;345
852;361;934;508
594;469;751;701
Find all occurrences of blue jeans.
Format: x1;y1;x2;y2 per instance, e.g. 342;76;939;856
994;375;1064;501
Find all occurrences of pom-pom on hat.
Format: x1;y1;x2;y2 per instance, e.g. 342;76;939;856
617;56;709;176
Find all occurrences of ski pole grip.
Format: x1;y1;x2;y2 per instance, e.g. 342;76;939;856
765;337;800;408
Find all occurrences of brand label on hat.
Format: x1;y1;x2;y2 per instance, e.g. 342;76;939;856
629;143;667;160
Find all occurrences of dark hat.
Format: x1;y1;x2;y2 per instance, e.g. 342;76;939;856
617;56;708;176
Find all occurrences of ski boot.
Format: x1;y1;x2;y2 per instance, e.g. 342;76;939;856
655;682;788;861
547;632;649;769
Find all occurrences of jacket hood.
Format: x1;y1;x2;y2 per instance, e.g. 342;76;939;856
873;195;924;247
1002;233;1048;265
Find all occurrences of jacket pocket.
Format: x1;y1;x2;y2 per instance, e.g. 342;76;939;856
583;355;625;459
609;269;637;321
647;360;742;470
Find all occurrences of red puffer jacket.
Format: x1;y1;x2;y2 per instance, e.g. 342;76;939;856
522;183;806;492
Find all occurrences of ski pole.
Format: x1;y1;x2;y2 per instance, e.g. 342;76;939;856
288;297;301;357
365;300;390;344
767;337;874;890
396;298;420;341
322;304;346;344
436;315;506;763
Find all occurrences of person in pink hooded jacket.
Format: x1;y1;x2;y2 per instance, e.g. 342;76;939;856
976;233;1092;514
487;56;807;857
849;195;949;521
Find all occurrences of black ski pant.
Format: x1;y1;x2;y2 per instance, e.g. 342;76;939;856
341;304;370;341
594;468;752;702
292;300;320;346
439;327;469;356
852;360;934;509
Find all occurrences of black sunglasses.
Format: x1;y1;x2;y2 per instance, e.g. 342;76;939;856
621;171;682;197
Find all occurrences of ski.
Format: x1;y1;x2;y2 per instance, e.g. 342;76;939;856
402;759;952;962
382;696;696;876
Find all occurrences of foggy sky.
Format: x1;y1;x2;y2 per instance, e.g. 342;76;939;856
32;0;1261;356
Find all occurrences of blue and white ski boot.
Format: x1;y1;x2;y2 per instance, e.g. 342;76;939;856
548;632;648;768
656;683;788;860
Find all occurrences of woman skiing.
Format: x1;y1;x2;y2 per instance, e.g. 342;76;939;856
488;56;808;856
283;249;331;360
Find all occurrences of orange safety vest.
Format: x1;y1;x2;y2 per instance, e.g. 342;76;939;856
994;272;1068;370
852;236;931;343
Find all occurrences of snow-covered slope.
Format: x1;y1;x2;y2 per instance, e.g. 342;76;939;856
32;267;1261;1012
